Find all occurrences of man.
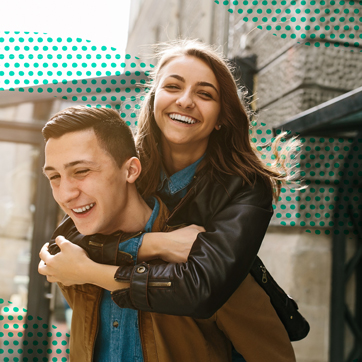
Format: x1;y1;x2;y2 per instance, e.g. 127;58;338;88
40;106;156;361
39;106;295;362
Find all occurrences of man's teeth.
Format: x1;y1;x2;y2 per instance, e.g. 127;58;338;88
73;203;94;213
169;113;197;124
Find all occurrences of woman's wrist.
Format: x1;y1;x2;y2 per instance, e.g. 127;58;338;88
87;261;130;291
138;232;163;262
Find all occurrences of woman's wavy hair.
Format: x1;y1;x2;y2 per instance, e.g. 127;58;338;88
136;39;299;201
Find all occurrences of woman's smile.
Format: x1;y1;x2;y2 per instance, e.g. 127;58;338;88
168;112;200;125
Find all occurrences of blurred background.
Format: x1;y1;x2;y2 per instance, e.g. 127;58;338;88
0;1;361;361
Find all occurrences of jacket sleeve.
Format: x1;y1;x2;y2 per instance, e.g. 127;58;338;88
111;178;273;318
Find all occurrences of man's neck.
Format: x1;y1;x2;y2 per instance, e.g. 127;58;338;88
114;187;153;234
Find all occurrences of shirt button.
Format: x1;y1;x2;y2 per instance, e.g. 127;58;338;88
113;321;119;328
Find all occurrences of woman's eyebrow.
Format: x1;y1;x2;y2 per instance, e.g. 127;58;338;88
166;74;219;94
196;81;219;95
167;74;185;82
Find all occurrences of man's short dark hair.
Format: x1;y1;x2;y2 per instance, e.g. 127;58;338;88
42;106;137;168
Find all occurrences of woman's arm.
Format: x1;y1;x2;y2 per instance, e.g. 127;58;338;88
38;224;203;288
137;225;205;263
112;176;273;318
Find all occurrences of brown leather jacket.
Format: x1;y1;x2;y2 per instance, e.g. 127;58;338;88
56;195;295;362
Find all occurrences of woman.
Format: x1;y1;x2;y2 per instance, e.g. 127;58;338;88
115;39;296;314
40;39;298;361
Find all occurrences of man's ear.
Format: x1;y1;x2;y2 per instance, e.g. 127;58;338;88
125;157;142;184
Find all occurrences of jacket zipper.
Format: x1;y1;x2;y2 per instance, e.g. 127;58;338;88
148;281;171;287
260;266;268;283
91;288;104;362
138;310;145;362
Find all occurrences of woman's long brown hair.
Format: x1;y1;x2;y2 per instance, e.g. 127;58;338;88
135;39;300;202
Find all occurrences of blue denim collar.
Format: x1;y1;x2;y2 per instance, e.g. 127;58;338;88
157;155;204;196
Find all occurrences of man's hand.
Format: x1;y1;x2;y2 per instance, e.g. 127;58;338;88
139;224;205;263
38;236;91;286
38;236;130;291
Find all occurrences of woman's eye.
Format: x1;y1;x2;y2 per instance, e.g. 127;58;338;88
199;92;212;99
165;85;179;90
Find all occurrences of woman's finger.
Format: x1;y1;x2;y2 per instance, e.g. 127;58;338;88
195;225;206;232
188;224;205;232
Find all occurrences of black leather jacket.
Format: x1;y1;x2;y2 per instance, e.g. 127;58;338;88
112;171;273;318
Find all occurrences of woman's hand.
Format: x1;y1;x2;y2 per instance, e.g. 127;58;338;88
138;224;205;263
38;236;91;286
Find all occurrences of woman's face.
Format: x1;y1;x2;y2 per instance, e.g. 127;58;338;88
154;55;221;156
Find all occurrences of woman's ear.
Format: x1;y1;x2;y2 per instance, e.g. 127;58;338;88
125;157;142;184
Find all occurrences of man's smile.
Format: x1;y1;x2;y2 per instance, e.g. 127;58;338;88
72;203;95;214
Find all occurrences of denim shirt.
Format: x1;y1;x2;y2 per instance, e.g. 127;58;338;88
93;198;160;362
157;156;203;211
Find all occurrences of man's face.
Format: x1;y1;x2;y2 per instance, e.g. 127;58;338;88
44;128;129;235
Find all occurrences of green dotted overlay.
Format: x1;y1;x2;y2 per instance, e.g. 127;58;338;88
0;31;150;126
251;122;362;235
0;27;360;234
0;299;69;361
216;0;362;48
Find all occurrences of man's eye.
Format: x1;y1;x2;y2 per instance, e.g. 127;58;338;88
75;169;90;175
49;175;60;181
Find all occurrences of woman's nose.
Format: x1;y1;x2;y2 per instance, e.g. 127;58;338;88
176;90;195;109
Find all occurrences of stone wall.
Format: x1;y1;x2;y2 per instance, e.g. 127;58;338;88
259;226;332;362
229;4;362;126
259;226;359;362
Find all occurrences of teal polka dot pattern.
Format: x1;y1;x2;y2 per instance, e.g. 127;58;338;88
0;299;70;360
251;122;361;235
216;0;362;48
0;31;149;127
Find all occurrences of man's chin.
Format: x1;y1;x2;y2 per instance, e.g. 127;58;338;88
75;227;93;236
70;220;96;236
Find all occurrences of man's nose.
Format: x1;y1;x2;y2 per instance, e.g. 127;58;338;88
176;89;195;109
56;178;80;205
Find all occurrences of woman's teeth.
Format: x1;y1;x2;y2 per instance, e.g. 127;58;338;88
169;113;197;124
73;203;95;214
